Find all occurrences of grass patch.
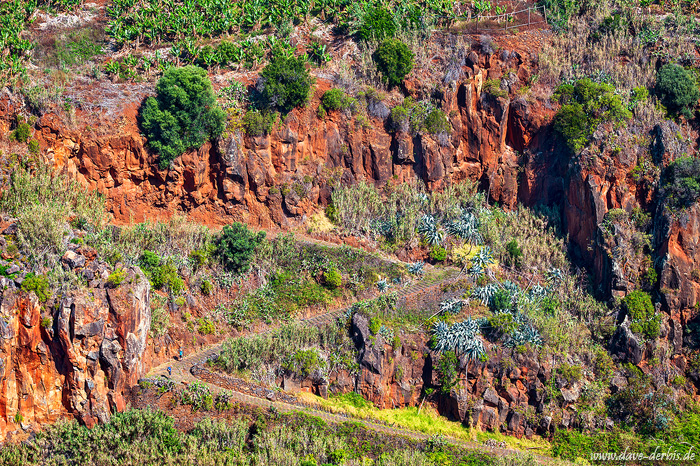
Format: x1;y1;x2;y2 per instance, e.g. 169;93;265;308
298;392;552;454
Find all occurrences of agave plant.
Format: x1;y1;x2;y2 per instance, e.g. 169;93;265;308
418;214;443;245
546;268;564;287
438;298;464;316
471;283;497;306
376;279;389;293
431;318;485;359
472;246;495;269
378;325;395;342
446;211;482;245
407;261;425;275
504;323;543;348
371;218;394;238
468;262;484;279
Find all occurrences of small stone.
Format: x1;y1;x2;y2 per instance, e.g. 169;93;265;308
5;264;19;275
62;250;86;269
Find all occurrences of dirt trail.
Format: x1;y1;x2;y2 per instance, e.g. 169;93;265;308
146;265;560;463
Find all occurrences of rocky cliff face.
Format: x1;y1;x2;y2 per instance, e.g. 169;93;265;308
9;46;548;229
0;265;150;438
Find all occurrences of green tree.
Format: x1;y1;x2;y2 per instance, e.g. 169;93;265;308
372;39;414;88
553;78;631;153
656;63;700;119
139;66;226;169
259;56;313;113
215;223;266;274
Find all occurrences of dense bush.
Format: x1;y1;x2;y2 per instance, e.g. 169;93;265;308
21;273;49;301
139;251;184;293
140;66;226;169
320;89;355;113
243;110;274;136
323;267;342;289
622;290;660;339
553;78;631;153
258;56;313;113
662;155;700;209
372;39;414;88
423;108;449;134
10;119;31;143
356;6;396;41
655;64;700;119
215;223;266;274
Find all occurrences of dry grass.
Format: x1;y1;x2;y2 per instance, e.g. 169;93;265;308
539;3;695;91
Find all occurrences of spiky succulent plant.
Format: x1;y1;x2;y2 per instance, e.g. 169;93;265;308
439;298;464;316
376;278;389;293
431;318;485;361
408;261;425;275
472;246;494;269
446;211;482;244
471;283;498;306
504;323;543;348
418;214;444;245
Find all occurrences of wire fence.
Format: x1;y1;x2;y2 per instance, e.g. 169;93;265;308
447;4;548;34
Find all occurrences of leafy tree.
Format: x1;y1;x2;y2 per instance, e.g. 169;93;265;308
372;39;414;88
215;223;266;274
139;66;226;169
662;156;700;209
258;56;313;113
553;78;631;153
656;63;700;119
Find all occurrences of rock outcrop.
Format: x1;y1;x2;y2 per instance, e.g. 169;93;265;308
0;266;150;438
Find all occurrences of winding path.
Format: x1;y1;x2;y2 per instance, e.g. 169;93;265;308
147;263;557;463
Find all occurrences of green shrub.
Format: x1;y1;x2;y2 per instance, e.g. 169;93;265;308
388;105;410;132
258;55;313;113
243;110;274;136
357;6;396;41
429;245;447;261
198;318;215;335
321;89;355;112
106;268;127;288
41;316;52;329
490;288;512;312
482;78;507;98
656;63;700;119
10;121;31;143
369;317;382;335
557;363;583;384
553;78;632;153
200;279;213;295
21;273;49;301
622;290;660;339
372;39;414;88
505;239;523;267
139;252;184;293
423;109;449;134
139;65;226;169
662;156;700;209
215;223;266;274
323;267;342;289
27;138;39;155
437;352;458;394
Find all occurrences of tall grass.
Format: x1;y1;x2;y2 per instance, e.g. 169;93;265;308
0;163;105;267
331;179;478;244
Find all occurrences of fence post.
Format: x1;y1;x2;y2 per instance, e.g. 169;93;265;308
528;7;531;28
